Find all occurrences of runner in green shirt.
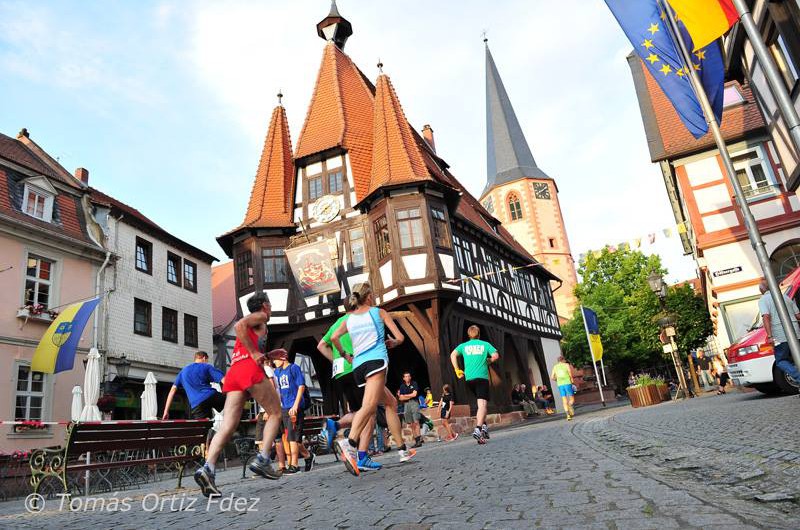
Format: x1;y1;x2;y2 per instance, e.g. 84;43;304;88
450;325;499;444
550;356;576;420
317;311;381;471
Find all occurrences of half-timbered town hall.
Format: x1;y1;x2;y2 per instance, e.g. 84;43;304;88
217;3;564;413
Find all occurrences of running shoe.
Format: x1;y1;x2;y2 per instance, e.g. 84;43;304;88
357;455;383;471
481;424;490;439
194;464;220;497
398;447;416;462
336;438;360;477
304;452;316;472
566;414;573;421
477;435;487;445
412;437;424;449
323;418;338;451
284;465;299;474
445;433;459;442
249;455;282;480
472;427;482;442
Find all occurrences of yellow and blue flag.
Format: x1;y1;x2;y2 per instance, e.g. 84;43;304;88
31;297;100;374
582;306;604;362
605;0;725;139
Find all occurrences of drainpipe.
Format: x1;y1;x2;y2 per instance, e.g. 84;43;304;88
93;251;112;348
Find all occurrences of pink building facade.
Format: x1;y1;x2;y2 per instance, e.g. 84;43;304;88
0;130;106;451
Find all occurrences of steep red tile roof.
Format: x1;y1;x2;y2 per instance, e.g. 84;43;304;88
0;132;80;188
295;42;375;200
242;105;295;228
90;186;217;264
212;261;236;333
641;64;765;161
368;74;432;195
0;131;96;247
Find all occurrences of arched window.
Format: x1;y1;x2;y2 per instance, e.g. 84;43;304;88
771;241;800;281
507;193;523;221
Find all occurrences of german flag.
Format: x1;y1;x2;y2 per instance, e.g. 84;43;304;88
668;0;739;51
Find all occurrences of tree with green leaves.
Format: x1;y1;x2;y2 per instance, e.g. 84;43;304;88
561;248;712;384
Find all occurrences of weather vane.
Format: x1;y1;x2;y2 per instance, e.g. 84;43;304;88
277;89;283;105
482;30;488;43
377;58;383;73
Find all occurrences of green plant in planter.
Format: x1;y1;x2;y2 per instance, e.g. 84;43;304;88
632;374;665;387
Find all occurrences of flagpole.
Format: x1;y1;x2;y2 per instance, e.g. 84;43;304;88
663;3;800;371
580;305;606;406
599;357;608;387
730;0;800;162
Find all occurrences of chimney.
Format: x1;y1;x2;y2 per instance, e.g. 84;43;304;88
75;167;89;184
422;124;436;153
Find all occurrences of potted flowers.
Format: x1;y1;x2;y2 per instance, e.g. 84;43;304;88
627;375;669;407
97;394;117;418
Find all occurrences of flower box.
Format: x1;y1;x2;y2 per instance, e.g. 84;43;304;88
627;384;669;408
16;308;57;323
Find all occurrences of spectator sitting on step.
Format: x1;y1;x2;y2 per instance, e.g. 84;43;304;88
520;384;541;417
534;385;555;415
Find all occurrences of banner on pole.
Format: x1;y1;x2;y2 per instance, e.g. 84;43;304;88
286;239;340;298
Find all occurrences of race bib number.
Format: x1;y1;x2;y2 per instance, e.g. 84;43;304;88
332;357;346;377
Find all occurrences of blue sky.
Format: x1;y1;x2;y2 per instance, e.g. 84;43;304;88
0;0;696;282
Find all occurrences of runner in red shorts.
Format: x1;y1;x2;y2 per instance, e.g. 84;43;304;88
194;292;285;497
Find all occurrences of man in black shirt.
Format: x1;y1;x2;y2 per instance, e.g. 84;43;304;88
398;372;423;448
696;349;713;391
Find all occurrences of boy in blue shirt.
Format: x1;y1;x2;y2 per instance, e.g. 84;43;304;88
162;351;225;419
272;350;314;473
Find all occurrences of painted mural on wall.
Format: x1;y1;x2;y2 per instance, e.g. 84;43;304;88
286;239;339;297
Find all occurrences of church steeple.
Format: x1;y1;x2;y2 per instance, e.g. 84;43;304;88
317;0;353;50
483;41;549;197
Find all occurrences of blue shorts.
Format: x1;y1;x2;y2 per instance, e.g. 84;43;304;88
558;384;575;397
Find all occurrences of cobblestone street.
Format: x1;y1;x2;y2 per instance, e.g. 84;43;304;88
2;391;798;529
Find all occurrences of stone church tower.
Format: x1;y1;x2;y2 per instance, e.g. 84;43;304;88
479;42;578;321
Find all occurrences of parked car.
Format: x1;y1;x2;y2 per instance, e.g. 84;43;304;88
727;267;800;395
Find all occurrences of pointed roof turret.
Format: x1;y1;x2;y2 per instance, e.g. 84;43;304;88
367;72;432;196
317;0;353;50
295;42;375;199
483;41;549;197
241;101;295;228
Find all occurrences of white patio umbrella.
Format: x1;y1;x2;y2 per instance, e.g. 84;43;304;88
70;386;83;422
79;348;102;421
141;372;158;420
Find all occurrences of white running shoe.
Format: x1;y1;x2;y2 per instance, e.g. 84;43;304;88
336;438;360;476
398;447;416;462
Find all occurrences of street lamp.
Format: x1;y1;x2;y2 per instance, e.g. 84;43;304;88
648;272;693;399
116;354;131;379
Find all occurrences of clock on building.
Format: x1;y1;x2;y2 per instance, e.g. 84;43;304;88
483;196;495;214
533;182;551;200
312;195;341;223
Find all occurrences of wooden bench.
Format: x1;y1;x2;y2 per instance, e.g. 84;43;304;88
30;420;212;498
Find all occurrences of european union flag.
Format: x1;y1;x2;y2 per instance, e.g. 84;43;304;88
582;307;600;335
605;0;725;139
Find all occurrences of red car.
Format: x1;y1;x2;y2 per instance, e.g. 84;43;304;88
727;266;800;395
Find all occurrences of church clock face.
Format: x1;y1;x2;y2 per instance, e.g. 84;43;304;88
312;195;341;223
533;182;551;200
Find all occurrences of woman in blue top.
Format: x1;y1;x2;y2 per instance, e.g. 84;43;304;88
331;282;416;475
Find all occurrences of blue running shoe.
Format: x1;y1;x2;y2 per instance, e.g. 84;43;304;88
323;418;338;452
357;455;383;471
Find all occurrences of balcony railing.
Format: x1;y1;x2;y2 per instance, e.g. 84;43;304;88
742;184;780;200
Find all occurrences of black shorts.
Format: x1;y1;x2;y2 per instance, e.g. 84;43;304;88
467;378;490;401
190;392;226;419
281;410;304;442
336;372;365;412
440;408;450;420
352;359;387;387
